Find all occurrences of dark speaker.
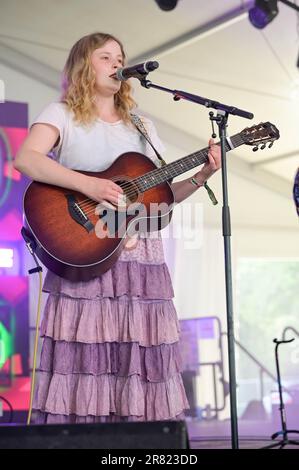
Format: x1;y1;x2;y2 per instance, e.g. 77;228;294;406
0;420;189;449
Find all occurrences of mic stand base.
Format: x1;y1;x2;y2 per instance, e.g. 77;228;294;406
262;433;299;449
261;338;299;449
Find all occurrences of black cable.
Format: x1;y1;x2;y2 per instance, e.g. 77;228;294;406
280;0;299;12
0;395;14;423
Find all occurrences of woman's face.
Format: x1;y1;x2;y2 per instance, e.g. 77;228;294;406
90;39;124;97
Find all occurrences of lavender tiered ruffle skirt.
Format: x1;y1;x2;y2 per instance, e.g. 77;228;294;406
32;234;189;423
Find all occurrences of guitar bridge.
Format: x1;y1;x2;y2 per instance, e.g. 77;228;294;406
65;194;94;233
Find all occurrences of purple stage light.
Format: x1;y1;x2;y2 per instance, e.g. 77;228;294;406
249;0;279;29
154;0;178;11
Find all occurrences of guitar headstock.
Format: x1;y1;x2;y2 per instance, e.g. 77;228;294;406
241;122;280;151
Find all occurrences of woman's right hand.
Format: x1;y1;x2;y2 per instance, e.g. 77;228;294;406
82;176;125;207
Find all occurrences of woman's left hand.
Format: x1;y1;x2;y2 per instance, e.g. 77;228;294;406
194;138;221;184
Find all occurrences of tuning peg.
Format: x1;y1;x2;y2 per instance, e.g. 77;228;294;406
268;142;273;148
252;146;259;152
260;144;266;150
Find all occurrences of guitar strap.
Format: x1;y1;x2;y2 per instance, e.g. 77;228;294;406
130;113;167;167
130;113;218;205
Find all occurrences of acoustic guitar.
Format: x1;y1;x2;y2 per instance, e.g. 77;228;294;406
23;122;279;282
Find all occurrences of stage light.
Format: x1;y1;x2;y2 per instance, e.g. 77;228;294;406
154;0;178;11
0;248;14;268
249;0;279;29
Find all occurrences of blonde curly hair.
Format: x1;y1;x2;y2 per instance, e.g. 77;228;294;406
61;32;136;125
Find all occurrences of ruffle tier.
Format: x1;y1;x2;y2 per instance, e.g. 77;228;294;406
33;410;186;424
41;295;180;346
39;338;183;382
33;371;189;421
43;261;174;300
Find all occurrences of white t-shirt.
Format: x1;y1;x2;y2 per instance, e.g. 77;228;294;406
31;102;165;172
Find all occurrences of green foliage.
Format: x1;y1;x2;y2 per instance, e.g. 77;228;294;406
236;259;299;379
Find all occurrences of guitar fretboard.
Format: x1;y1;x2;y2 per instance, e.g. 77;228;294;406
134;133;244;192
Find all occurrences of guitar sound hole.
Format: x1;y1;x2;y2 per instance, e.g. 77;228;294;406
115;180;139;204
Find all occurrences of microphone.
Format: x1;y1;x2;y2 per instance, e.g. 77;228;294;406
111;60;159;81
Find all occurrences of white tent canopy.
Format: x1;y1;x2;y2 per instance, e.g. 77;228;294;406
1;0;298;323
1;0;298;229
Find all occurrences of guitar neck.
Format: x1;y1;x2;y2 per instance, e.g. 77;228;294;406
136;132;244;192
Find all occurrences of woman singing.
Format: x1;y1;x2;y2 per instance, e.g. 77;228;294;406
14;32;221;423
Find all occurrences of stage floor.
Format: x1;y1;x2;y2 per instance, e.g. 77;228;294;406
189;436;299;449
187;419;299;449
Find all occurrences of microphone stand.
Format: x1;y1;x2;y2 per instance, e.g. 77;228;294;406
138;76;254;449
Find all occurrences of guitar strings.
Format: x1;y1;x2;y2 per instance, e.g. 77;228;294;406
81;134;267;216
76;138;242;210
79;158;195;216
77;149;211;212
77;148;222;216
76;158;190;210
78;131;268;210
79;137;251;215
80;155;205;217
72;134;251;216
